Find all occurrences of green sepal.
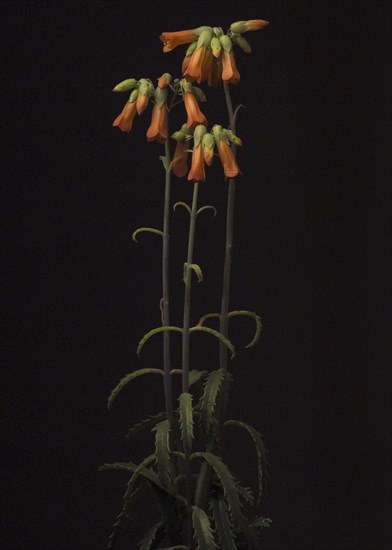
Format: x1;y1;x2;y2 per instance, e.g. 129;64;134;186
178;392;194;451
219;35;233;53
231;34;252;53
107;368;163;409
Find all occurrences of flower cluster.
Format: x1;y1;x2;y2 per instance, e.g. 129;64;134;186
171;123;242;182
112;75;172;142
160;19;269;86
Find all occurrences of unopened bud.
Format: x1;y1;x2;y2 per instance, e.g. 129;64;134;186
185;41;198;58
112;78;138;92
219;35;233;53
157;73;172;89
211;37;222;58
180;79;194;93
212;124;224;145
171;130;186;142
224;129;242;146
231;34;252;53
230;19;270;33
197;30;212;49
213;27;223;38
193;26;214;36
180;124;192;137
193;124;207;147
129;89;139;102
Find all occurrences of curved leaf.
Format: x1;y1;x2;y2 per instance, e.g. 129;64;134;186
153;420;171;489
224;420;268;503
192;505;218;549
137;326;183;356
179;392;194;451
126;412;167;439
132;227;164;242
199;369;225;434
184;262;204;283
197;205;217;217
196;312;220;327
138;520;164;550
100;458;170;494
173;201;192;215
189;369;208;388
189;326;235;359
227;310;263;348
108;368;163;409
210;494;237;550
192;452;243;532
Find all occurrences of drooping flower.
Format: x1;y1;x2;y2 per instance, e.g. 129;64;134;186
146;87;168;143
207;57;222;87
220;35;240;85
188;125;207;182
230;19;270;33
202;133;215;166
183;30;213;83
136;79;154;115
112;78;138;92
160;29;199;52
213;125;241;180
182;41;198;73
181;80;207;131
112;89;138;133
171;125;192;178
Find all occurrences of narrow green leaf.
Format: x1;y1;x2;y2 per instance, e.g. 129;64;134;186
179;392;194;450
224;420;268;503
138;520;164;550
189;326;235;358
192;505;218;549
137;326;183;356
197;205;217;217
193;453;243;532
210;494;237;550
184;262;204;283
189;369;208;388
196;312;220;327
100;458;171;495
173;201;192;215
126;412;167;439
227;310;263;348
153;420;171;489
199;369;225;434
107;368;163;410
160;155;170;171
132;227;164;242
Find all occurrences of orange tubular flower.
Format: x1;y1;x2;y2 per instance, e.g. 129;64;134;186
221;50;240;85
207;57;222;87
218;140;241;180
112;100;137;133
188;143;205;182
160;29;198;52
172;141;189;177
146;104;168;143
183;90;207;131
183;30;212;83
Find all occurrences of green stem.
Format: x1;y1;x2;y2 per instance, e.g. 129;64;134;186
162;123;173;425
182;180;199;549
218;83;238;424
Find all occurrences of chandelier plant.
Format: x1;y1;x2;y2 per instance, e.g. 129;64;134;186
102;19;271;549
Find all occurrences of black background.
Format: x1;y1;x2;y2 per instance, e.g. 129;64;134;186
1;1;390;549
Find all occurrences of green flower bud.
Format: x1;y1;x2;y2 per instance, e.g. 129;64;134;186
180;79;194;93
231;34;252;53
219;35;233;53
193;26;214;36
171;130;186;142
202;132;215;149
211;36;222;58
154;86;168;108
112;78;138;92
129;89;139;102
223;129;242;146
193;124;207;147
197;29;212;49
180;124;192;136
230;21;249;34
193;86;207;103
213;27;223;37
212;124;224;144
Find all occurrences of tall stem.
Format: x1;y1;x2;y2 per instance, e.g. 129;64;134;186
182;180;199;549
219;83;237;416
162;125;173;424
